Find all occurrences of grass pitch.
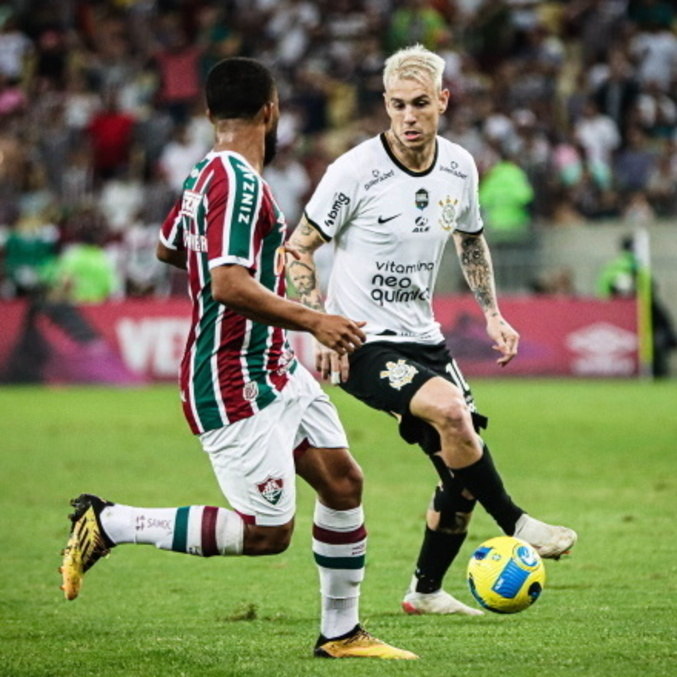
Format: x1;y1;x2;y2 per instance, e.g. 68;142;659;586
1;379;675;676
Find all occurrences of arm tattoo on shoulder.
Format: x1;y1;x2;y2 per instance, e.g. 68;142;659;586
458;235;496;312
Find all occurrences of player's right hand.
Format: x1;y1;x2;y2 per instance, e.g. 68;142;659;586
311;315;366;359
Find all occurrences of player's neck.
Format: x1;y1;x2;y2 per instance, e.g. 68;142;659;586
384;130;436;172
213;121;265;173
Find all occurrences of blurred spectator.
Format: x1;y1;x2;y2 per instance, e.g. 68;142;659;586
571;166;620;220
613;126;657;193
33;29;69;89
87;88;137;181
264;144;311;229
479;149;534;243
479;147;535;289
0;71;25;117
629;15;677;92
635;79;677;139
53;224;119;304
0;11;32;82
1;219;58;298
593;50;639;138
157;123;208;194
153;16;203;125
388;0;449;52
574;98;621;188
121;221;169;297
98;169;145;235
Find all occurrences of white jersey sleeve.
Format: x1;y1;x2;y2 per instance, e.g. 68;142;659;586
448;144;483;235
303;153;360;241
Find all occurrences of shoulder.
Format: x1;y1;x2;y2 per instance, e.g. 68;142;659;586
325;135;384;181
437;136;477;171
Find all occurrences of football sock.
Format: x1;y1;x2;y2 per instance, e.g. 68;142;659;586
99;504;244;555
452;444;524;535
312;501;366;639
414;527;467;593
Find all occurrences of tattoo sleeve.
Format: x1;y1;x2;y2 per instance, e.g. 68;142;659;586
286;221;327;313
456;233;498;315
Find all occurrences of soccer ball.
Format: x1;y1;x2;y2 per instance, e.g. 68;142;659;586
467;536;545;613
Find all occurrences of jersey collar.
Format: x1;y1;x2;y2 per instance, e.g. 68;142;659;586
380;132;438;177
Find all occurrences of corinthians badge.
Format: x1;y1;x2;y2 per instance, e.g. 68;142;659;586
438;196;459;231
379;359;419;390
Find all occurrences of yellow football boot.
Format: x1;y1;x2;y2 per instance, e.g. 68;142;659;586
59;494;113;600
314;626;418;659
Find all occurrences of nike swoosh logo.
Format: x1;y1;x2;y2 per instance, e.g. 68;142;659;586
377;214;401;224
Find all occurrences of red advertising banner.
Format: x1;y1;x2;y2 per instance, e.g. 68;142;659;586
435;296;638;377
0;296;638;384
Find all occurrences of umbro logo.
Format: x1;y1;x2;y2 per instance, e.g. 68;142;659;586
378;214;401;224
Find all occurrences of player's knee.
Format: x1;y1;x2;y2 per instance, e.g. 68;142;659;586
428;395;474;438
322;461;363;509
342;461;363;500
243;521;294;556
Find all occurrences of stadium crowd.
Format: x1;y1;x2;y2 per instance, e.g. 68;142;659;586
0;0;675;301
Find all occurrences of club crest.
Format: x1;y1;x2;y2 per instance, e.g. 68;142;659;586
379;359;419;390
257;477;284;505
243;381;259;401
438;196;459;231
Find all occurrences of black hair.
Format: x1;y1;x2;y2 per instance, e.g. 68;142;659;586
205;57;276;120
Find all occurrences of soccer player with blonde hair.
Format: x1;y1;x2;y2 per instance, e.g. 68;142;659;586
288;44;576;616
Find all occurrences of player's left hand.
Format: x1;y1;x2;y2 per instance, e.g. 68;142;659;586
486;313;519;367
315;342;350;383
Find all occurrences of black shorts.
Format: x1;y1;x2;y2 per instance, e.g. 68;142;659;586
340;341;487;454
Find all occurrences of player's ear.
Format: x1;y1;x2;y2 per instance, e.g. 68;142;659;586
439;89;450;114
260;100;276;126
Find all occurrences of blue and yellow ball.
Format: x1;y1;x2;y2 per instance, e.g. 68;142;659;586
467;536;545;613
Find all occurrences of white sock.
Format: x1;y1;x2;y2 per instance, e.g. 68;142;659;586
100;504;244;556
312;501;366;638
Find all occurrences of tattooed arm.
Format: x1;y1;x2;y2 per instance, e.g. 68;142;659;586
287;216;348;381
286;216;327;312
452;231;519;366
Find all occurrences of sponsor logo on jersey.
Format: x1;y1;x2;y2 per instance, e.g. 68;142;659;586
181;190;202;218
257;477;284;505
379;359;419;390
364;168;395;191
439;160;468;179
415;188;429;210
370;259;434;304
413;216;429;232
243;380;259;401
183;231;208;252
325;192;350;228
438;196;459;231
377;213;400;224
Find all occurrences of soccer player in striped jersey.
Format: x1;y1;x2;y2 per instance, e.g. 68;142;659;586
59;57;416;660
287;45;577;617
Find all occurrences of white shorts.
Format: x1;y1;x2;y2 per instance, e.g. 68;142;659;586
198;364;348;526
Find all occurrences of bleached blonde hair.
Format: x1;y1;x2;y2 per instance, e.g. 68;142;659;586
383;44;445;92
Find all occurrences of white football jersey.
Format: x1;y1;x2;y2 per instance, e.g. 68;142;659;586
304;133;483;344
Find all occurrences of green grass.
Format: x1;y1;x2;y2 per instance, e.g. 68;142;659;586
1;380;676;676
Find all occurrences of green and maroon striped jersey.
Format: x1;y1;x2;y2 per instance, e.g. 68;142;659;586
160;150;296;434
